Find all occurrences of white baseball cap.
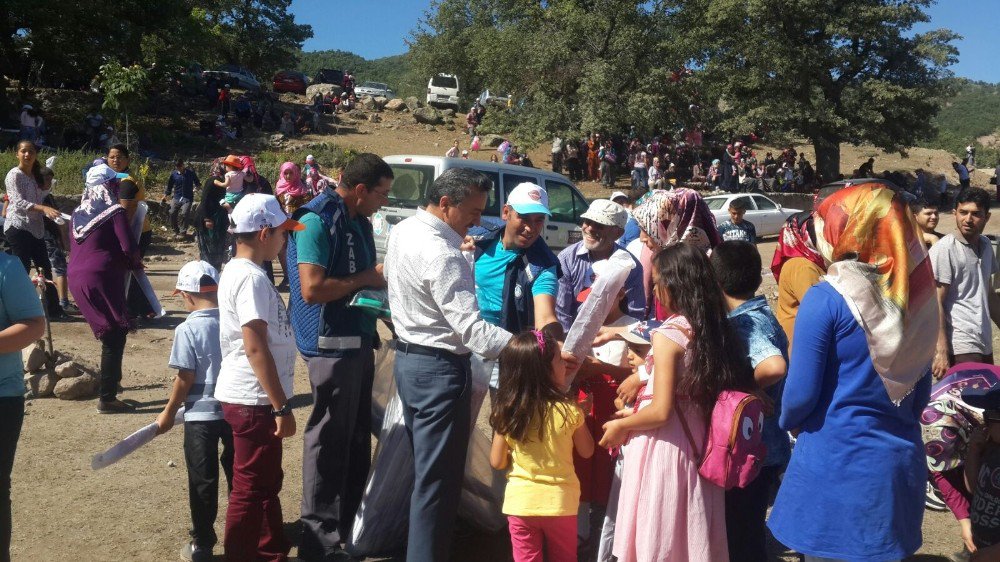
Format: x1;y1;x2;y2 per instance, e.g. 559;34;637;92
229;193;306;234
173;260;220;295
580;199;627;229
505;182;550;216
610;191;629;203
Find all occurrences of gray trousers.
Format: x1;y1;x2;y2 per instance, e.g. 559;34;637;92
298;344;374;560
394;348;472;562
169;198;192;233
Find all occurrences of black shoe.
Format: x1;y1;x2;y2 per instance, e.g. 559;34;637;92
61;301;79;313
50;310;72;322
97;399;134;414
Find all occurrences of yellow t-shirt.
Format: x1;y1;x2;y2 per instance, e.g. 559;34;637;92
502;402;583;517
776;256;824;353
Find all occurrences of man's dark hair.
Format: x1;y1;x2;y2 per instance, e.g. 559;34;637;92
908;198;938;214
728;197;749;212
341;153;393;191
175;158;184;167
108;143;129;158
955;187;991;212
710;240;762;299
426;168;493;207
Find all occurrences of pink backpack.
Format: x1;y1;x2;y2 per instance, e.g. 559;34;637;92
678;390;767;490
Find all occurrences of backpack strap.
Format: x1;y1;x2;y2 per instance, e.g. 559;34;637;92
675;405;703;463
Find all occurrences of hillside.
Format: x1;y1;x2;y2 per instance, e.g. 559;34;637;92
925;78;1000;162
296;49;421;98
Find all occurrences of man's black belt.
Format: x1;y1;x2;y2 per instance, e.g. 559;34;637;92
396;340;471;361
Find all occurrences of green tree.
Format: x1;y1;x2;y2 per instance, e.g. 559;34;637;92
409;0;682;146
668;0;959;179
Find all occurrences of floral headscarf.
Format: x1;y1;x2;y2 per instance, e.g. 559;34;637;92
631;188;720;252
72;164;124;243
770;210;825;281
921;364;1000;472
208;157;226;179
814;182;938;403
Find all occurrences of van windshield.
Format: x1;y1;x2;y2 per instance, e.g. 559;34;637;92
431;75;458;89
387;164;436;209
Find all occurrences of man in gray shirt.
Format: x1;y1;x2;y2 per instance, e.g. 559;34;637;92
930;187;1000;377
384;168;513;562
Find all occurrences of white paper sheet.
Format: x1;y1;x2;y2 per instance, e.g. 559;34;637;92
91;407;185;470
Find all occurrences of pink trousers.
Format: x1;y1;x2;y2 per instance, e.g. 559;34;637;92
507;514;577;562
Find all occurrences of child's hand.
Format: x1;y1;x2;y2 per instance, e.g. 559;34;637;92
155;411;174;435
592;327;621;346
613;407;634;419
960;518;976;554
600;419;629;449
617;373;642;406
274;412;296;439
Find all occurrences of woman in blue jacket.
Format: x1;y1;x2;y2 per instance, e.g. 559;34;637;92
768;183;939;561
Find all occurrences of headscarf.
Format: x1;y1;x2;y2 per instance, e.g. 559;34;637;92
208;156;226;179
770;210;825;281
813;182;938;403
631;188;720;252
274;162;308;198
239;155;258;184
71;164;124;243
921;363;1000;472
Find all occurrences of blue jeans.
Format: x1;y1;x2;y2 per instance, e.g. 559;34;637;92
394;348;472;562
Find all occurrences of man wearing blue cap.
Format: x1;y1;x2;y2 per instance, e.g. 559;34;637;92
472;182;562;338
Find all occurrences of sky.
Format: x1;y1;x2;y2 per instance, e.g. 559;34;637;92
289;0;998;82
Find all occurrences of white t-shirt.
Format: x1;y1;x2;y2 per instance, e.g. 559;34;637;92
214;258;296;406
224;170;245;194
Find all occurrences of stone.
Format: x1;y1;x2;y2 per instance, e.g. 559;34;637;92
24;342;47;373
446;125;456;131
306;83;343;99
412;107;443;125
359;95;376;111
24;373;55;398
441;108;456;118
54;361;81;379
167;460;177;468
368;113;382;123
404;96;423;110
385;98;406;112
425;125;437;132
53;373;99;400
483;134;505;148
373;96;388;110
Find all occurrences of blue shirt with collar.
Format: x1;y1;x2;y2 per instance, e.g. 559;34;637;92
555;241;646;331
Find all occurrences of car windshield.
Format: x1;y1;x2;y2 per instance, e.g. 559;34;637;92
432;75;458;88
360;82;385;89
386;164;436;209
705;197;728;210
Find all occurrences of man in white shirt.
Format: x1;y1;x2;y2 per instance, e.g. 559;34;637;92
385;168;513;561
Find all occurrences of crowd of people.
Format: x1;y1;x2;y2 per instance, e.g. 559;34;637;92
4;132;1000;562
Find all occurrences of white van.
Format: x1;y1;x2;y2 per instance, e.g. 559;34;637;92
426;74;460;109
373;155;590;259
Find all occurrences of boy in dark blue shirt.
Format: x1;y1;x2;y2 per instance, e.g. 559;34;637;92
717;197;758;244
164;159;200;236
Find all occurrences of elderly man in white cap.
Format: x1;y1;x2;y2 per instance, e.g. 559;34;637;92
556;199;646;330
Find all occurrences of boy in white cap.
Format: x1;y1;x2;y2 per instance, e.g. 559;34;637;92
155;260;232;562
213;193;304;561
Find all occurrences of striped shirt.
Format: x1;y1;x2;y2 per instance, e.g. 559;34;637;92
168;308;224;421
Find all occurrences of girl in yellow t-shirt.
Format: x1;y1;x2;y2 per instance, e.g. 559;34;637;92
490;330;595;562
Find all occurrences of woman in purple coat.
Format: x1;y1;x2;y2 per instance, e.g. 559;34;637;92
68;164;143;414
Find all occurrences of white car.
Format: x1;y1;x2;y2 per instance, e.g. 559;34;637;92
426;74;460;109
355;81;395;98
704;193;801;238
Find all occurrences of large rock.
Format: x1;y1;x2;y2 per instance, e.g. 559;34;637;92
373;96;388;110
413;107;444;125
359;95;377;111
441;108;456;118
53;373;99;400
24;341;47;373
25;372;56;398
349;109;367;121
483;134;505;148
54;361;81;379
404;96;423;110
385;98;406;112
306;83;343;99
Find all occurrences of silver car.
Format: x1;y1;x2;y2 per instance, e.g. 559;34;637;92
355;81;395;98
704;193;802;237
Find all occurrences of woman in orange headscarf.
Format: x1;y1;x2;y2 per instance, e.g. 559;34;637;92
587;134;600;181
768;182;937;561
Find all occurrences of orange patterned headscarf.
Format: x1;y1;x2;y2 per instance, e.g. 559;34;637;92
814;183;937;403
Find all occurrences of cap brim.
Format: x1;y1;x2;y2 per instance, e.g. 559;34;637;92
279;218;306;231
173;285;218;295
579;212;617;227
509;203;551;217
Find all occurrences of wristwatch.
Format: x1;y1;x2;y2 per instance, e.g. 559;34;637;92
271;403;292;417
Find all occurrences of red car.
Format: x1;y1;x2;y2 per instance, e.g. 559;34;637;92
273;70;308;95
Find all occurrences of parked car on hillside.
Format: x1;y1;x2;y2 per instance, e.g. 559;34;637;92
272;70;308;95
704;193;802;237
355;81;394;98
426;74;460;109
203;65;260;91
478;89;511;107
313;68;345;86
374;155;589;259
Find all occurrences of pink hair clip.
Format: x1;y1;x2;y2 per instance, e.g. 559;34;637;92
532;330;546;353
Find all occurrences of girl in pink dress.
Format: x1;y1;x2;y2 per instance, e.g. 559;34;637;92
600;242;754;562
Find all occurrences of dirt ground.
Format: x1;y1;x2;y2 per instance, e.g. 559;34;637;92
9;112;994;561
